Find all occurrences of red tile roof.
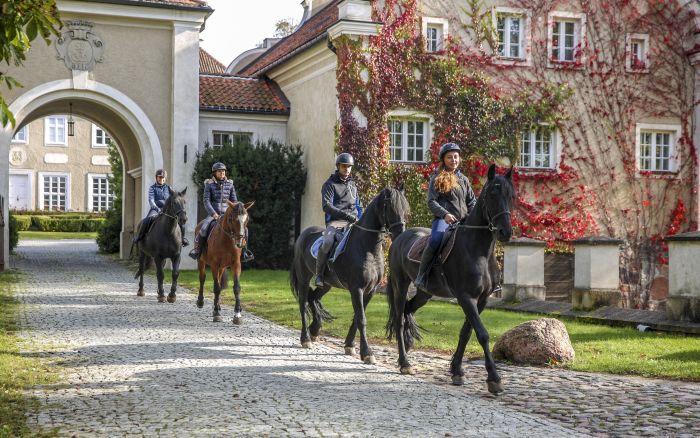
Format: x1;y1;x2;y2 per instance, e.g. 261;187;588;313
200;74;290;115
239;0;341;76
199;49;226;74
90;0;211;10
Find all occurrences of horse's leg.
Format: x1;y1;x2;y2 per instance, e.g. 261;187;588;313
309;284;331;342
231;265;242;325
349;287;375;365
212;267;223;322
343;288;374;357
167;255;180;303
459;297;504;395
449;315;473;386
404;289;431;352
393;274;418;374
137;251;146;296
155;257;166;303
297;281;312;349
196;258;206;308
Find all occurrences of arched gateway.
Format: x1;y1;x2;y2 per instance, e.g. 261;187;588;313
0;0;212;268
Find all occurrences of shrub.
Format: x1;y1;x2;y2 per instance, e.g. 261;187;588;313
8;212;19;252
97;141;123;253
193;139;306;269
12;215;31;231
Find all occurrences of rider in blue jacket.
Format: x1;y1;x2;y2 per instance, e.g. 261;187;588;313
315;152;363;286
188;162;253;262
133;169;189;246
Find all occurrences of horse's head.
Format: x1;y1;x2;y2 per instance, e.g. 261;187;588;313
380;185;410;240
480;164;514;242
223;200;254;248
165;186;188;226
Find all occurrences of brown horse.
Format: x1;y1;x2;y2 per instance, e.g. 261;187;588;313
194;200;254;323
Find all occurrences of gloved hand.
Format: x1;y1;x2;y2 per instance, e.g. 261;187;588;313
344;213;358;223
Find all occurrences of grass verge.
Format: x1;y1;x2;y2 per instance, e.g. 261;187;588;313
178;269;700;381
0;271;58;438
18;231;97;240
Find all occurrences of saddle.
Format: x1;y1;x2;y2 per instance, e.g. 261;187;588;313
310;227;352;262
407;225;459;264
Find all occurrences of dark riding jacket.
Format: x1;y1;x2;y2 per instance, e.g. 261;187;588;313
321;171;363;226
148;183;170;215
427;170;477;220
204;178;238;216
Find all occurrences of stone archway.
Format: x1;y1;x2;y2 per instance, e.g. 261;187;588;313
0;78;164;264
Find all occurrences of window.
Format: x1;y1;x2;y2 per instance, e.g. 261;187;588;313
12;126;28;143
635;123;680;173
626;33;649;72
45;116;67;145
388;118;428;163
520;126;557;169
497;14;522;58
41;174;69;211
422;17;449;53
89;174;113;212
92;124;112;147
547;12;586;65
212;131;253;147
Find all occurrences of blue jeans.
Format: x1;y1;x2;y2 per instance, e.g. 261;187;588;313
428;218;449;250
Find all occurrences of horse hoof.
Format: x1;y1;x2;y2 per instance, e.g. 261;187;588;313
196;300;204;309
167;294;176;303
344;347;356;356
157;295;166;303
363;355;376;365
487;380;504;395
232;316;242;325
301;341;312;349
213;315;223;323
451;375;465;386
311;336;319;342
400;366;415;375
136;290;145;297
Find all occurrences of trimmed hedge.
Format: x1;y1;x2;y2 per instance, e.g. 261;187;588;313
8;212;19;252
9;214;105;232
96;142;123;253
12;215;31;231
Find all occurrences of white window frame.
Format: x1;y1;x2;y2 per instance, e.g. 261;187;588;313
211;130;254;147
44;116;68;146
91;124;112;148
387;110;433;164
421;17;449;53
87;173;114;212
38;172;71;211
626;33;650;73
492;7;531;66
518;125;561;170
635;123;680;174
547;11;586;68
11;125;28;144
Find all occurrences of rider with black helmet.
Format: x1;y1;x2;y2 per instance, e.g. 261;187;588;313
133;169;189;246
414;142;476;290
188;162;254;262
314;152;363;286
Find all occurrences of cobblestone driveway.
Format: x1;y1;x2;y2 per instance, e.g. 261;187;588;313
14;240;583;437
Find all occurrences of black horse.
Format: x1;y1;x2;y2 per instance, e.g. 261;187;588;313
386;164;513;394
290;187;409;364
132;187;188;303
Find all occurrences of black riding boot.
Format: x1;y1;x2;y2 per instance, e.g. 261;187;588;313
188;234;200;260
414;244;439;290
315;248;331;287
179;224;189;247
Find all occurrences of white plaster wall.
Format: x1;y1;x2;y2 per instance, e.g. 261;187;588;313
504;245;545;287
199;113;288;147
574;245;620;289
668;241;700;297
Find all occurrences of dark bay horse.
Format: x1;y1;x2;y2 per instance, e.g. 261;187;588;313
133;187;188;303
195;200;254;323
386;164;513;394
290;187;409;364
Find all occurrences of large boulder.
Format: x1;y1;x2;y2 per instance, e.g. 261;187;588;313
492;318;575;365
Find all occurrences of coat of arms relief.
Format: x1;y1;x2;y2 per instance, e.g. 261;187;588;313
55;20;104;71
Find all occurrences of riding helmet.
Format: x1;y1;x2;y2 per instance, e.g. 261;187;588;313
211;162;227;173
438;142;461;161
155;169;167;178
335;153;354;166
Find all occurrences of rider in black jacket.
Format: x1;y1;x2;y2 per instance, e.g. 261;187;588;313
315;153;363;286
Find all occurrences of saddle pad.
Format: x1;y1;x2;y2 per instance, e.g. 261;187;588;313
309;228;352;260
407;228;459;264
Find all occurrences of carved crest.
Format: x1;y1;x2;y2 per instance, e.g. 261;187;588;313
55;20;104;71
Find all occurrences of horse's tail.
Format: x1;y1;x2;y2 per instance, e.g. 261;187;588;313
289;246;300;300
385;273;397;340
308;288;335;322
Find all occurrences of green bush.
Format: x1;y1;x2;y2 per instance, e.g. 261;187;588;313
81;219;104;232
8;212;19;252
97;141;123;253
12;215;31;231
193;139;306;269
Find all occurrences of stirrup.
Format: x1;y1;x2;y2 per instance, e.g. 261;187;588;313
315;275;325;287
188;249;199;260
242;249;254;263
182;237;190;247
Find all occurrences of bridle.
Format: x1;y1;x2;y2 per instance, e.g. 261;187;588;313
352;189;405;236
218;207;246;247
160;199;186;224
457;182;510;233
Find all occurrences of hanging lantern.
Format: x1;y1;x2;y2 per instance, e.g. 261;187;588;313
68;102;75;137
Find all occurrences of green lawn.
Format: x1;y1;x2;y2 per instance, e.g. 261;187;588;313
0;271;58;438
19;231;97;240
179;269;700;381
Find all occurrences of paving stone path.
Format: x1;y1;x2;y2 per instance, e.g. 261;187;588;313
12;240;700;437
